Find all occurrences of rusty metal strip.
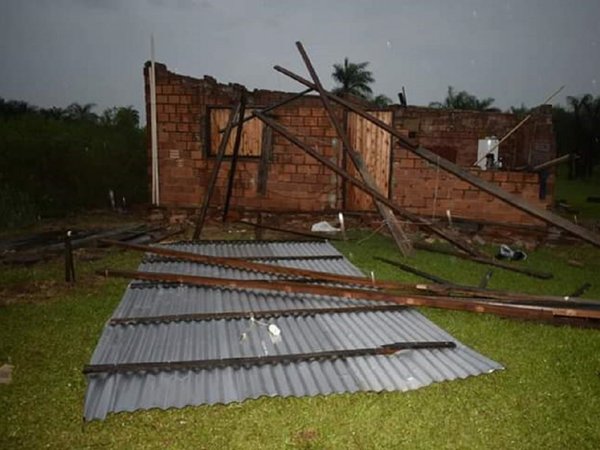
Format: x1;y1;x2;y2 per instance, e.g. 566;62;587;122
109;304;408;326
83;340;456;375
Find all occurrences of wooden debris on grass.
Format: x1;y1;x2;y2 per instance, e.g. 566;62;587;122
98;267;600;328
0;364;14;384
0;224;177;266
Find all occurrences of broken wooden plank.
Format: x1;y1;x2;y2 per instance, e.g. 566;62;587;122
99;269;600;324
257;124;273;196
273;62;600;249
374;256;454;285
531;154;572;172
192;97;243;240
413;241;553;280
295;42;413;258
99;239;397;289
222;89;247;222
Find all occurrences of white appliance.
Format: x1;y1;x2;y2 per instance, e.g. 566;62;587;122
476;136;499;170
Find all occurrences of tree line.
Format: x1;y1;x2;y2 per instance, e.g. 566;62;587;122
0;99;147;227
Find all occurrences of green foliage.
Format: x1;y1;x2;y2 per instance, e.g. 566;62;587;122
0;185;38;228
554;164;600;218
563;94;600;178
332;57;375;99
0;99;147;223
430;86;496;111
331;58;392;108
372;94;392;107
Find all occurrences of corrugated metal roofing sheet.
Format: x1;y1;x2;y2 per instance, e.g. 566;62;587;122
137;256;365;281
83;240;503;420
161;240;342;258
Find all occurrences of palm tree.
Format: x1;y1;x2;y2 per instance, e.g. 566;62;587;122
332;58;374;99
40;107;66;120
372;94;393;107
100;106;140;129
509;103;530;119
567;94;598;178
65;102;98;122
430;86;495;111
115;106;140;129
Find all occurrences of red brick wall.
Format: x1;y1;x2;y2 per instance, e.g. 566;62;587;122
392;106;555;167
144;62;555;225
392;148;553;225
143;62;343;212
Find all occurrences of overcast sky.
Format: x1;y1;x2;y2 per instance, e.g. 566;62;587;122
1;0;599;115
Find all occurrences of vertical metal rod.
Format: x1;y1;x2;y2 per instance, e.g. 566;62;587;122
65;230;75;283
149;34;159;205
222;89;247;222
192;97;243;240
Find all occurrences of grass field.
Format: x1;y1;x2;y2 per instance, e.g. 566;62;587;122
1;229;600;449
554;165;600;219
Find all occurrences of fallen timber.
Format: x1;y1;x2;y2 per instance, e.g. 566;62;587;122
98;269;600;325
99;239;597;310
413;242;554;280
222;89;247;222
272;53;600;249
100;238;411;290
374;256;455;285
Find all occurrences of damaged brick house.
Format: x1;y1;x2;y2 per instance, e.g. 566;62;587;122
144;62;556;226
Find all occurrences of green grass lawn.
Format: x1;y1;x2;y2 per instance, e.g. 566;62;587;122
553;165;600;219
1;232;600;449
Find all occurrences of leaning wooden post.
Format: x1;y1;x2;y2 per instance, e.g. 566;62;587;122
192;95;243;240
294;42;413;257
222;89;247;222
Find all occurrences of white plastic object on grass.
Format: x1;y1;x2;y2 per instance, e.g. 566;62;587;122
311;221;340;233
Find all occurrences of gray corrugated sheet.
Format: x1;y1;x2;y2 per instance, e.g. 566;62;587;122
138;256;365;281
84;240;503;420
161;240;341;258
